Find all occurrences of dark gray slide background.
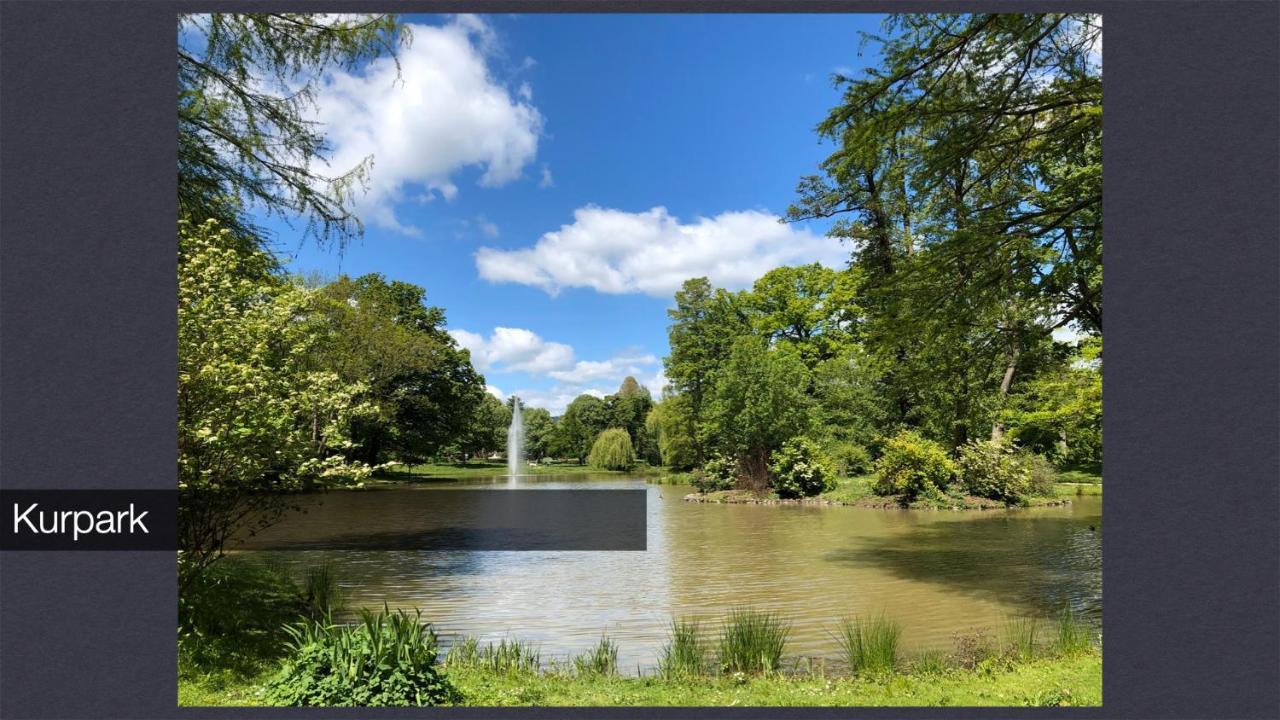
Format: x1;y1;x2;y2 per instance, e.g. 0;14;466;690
1;2;1277;719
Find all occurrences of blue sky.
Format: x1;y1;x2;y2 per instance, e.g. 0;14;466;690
264;13;886;413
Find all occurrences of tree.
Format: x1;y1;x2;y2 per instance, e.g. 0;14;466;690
1004;337;1102;465
178;218;371;578
664;278;751;464
178;14;409;250
788;13;1101;333
317;274;485;465
522;407;555;461
748;264;862;370
588;429;636;471
551;394;611;463
457;393;509;461
704;336;814;488
646;396;698;470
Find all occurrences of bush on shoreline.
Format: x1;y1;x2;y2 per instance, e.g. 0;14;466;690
873;431;956;500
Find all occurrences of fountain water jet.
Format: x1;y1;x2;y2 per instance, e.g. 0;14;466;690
507;396;524;479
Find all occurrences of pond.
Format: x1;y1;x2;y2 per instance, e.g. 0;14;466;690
246;474;1101;673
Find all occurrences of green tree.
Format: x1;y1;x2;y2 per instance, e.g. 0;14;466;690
588;428;636;471
457;393;510;461
788;13;1101;333
522;407;555;461
704;337;813;488
646;395;698;470
178;219;371;578
178;13;409;250
317;274;485;465
1004;337;1102;466
664;278;751;464
748;264;862;370
552;394;611;463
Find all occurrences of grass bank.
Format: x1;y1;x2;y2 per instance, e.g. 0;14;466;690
688;474;1079;511
375;461;663;480
181;648;1100;707
445;652;1099;706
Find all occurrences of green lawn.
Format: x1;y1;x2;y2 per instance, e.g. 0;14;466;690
820;474;877;503
179;650;1100;707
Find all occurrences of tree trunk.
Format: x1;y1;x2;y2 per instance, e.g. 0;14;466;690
990;343;1021;441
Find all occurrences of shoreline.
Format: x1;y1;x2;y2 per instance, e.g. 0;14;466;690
684;490;1074;511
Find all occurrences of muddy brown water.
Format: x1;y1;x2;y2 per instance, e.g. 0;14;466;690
246;474;1101;672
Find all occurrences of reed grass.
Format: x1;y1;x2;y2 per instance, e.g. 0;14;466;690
445;636;542;675
1003;616;1040;662
658;617;707;679
909;648;948;675
1053;606;1093;656
301;563;344;618
718;608;790;674
835;614;902;675
572;634;619;676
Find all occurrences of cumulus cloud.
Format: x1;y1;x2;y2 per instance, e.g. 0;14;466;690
475;206;844;297
448;327;573;374
449;326;662;412
311;16;542;234
510;386;611;416
547;354;659;383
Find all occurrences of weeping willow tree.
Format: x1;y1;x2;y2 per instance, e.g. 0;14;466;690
588;429;636;471
178;13;410;252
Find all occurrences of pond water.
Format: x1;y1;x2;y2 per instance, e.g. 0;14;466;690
248;474;1101;672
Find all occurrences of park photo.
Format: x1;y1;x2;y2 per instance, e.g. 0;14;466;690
177;12;1103;708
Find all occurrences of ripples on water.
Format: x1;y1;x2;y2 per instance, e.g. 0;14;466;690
251;474;1101;672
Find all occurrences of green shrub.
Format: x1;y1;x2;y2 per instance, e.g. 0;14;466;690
572;635;618;676
694;454;737;493
957;439;1032;503
1025;453;1059;497
836;614;902;675
265;607;458;707
769;437;836;498
659;617;708;679
829;442;873;476
587;428;636;471
873;430;956;500
718;608;790;674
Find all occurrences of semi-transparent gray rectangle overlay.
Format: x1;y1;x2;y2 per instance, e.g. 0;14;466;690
234;489;647;551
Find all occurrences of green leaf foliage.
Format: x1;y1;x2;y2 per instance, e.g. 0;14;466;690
769;437;836;499
266;607;458;707
957;439;1033;504
873;430;956;500
587;428;636;471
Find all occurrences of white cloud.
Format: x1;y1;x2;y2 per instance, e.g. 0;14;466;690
449;327;573;374
547;354;659;383
538;164;554;188
449;326;662;412
475;206;844;297
311;16;542;234
510;386;611;416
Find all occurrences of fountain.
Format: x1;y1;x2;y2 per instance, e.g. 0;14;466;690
506;396;524;479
